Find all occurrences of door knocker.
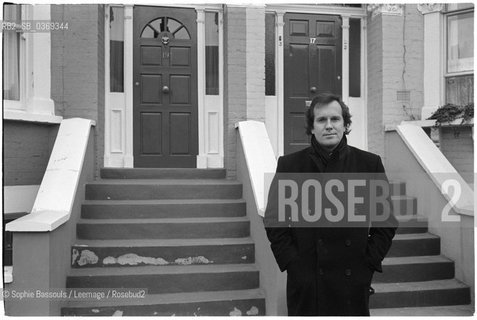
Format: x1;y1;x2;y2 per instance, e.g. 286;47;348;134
161;35;170;45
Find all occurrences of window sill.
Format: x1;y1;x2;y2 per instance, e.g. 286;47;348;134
402;118;474;128
385;118;474;132
4;110;63;124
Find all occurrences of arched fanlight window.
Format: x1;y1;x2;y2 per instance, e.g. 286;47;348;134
141;17;191;39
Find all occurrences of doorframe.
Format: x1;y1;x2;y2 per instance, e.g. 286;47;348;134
266;4;368;155
104;4;224;168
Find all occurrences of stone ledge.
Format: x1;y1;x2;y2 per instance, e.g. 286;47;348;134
4;110;63;124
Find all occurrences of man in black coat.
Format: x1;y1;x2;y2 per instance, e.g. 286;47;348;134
264;93;398;316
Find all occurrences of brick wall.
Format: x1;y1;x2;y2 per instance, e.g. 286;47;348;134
3;121;59;186
366;13;384;157
224;6;266;179
439;127;474;184
382;5;424;126
224;6;247;179
367;4;424;159
245;6;265;122
51;4;105;177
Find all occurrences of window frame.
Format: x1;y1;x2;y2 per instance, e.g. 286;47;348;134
3;4;28;111
3;4;59;123
444;5;474;77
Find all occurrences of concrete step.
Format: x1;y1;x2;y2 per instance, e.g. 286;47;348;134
391;195;417;216
370;279;471;309
101;168;226;180
81;199;246;219
72;238;255;268
374;255;454;283
396;214;428;234
387;233;440;257
389;181;406;196
370;304;474;316
85;179;243;200
66;264;260;294
76;217;250;240
61;289;265;316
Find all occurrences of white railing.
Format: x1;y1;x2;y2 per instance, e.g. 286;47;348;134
236;120;288;315
388;123;474;303
397;123;473;216
235;120;277;216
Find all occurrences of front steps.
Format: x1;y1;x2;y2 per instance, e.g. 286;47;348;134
369;181;473;315
62;168;265;316
371;304;474;316
61;170;473;316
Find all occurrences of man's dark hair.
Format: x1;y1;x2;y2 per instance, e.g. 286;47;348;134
305;92;352;136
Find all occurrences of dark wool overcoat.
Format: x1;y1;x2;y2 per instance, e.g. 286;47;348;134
264;142;398;316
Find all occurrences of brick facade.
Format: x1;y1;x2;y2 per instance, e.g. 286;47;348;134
439;127;474;184
224;6;266;179
3;121;59;186
366;12;384;157
51;4;105;177
16;4;434;178
367;4;424;158
224;6;247;179
245;6;266;122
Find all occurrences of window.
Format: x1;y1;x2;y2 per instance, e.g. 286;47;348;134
109;6;124;92
205;11;219;95
446;11;473;74
265;13;276;96
3;4;22;102
3;4;56;121
349;18;361;97
141;17;190;39
445;4;473;104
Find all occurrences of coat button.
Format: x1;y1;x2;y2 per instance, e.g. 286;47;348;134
319;268;324;275
345;268;351;276
345;239;351;247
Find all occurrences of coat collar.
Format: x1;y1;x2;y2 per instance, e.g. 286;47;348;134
308;135;350;171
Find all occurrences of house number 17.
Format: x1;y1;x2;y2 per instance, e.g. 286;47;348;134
310;38;316;44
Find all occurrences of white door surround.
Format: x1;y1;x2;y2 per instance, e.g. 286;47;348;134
104;4;369;168
266;5;368;155
104;4;224;168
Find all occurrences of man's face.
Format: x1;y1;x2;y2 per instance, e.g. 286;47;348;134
311;100;346;151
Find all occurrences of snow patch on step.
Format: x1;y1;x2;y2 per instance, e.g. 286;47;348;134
246;306;259;316
76;250;98;266
229;307;242;316
103;254;169;266
112;310;123;316
100;254;213;266
174;256;213;265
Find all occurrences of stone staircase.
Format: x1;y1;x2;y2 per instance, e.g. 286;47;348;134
61;168;265;316
370;181;473;315
61;170;472;316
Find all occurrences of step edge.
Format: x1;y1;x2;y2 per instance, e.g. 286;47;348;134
61;288;265;308
67;263;260;277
